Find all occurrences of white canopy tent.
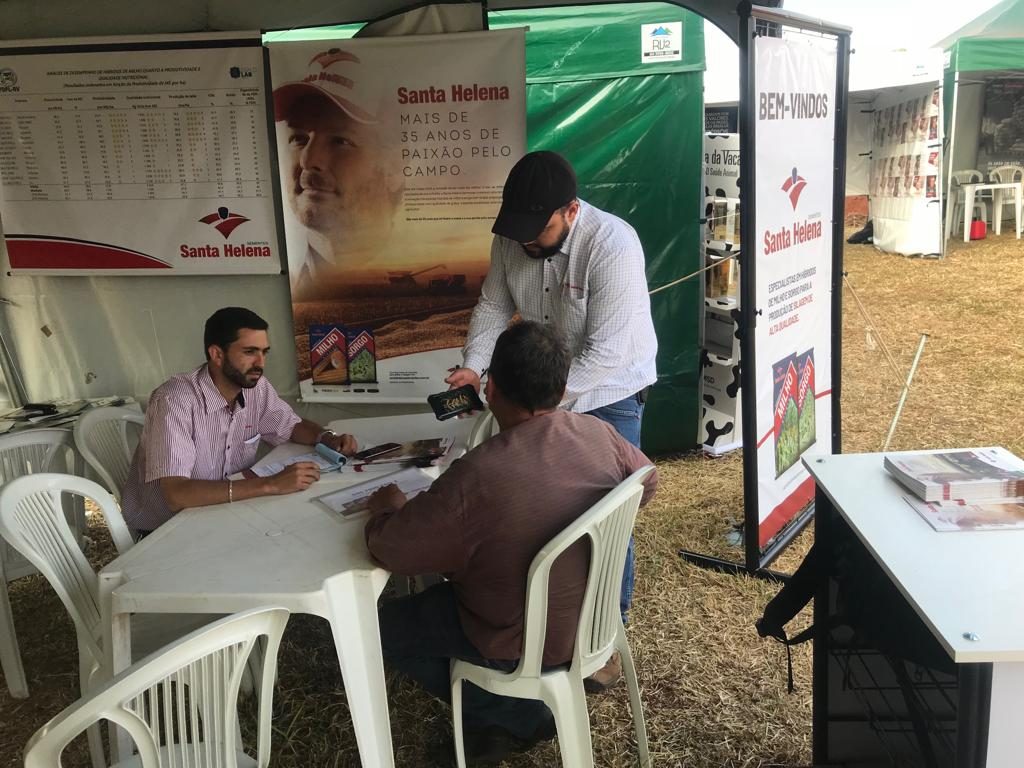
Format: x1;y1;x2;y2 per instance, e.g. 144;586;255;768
845;48;945;256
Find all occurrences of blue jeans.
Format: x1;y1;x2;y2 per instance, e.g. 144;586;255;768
587;393;644;623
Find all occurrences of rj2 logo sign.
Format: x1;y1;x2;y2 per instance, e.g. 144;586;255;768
641;22;682;63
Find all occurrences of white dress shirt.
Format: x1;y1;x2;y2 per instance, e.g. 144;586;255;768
463;200;658;413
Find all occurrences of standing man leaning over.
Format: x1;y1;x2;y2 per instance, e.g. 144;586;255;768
367;322;658;764
445;150;658;690
121;307;357;539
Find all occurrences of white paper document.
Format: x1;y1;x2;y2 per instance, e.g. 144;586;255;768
315;467;435;517
249;452;342;478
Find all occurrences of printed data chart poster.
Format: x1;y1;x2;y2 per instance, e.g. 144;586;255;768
752;35;837;549
268;30;526;403
0;32;280;275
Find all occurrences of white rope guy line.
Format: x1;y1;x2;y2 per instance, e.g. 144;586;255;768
648;251;737;297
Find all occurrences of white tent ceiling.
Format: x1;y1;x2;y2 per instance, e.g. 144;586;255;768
0;0;774;43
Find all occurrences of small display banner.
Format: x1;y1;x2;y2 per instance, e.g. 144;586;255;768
752;35;837;551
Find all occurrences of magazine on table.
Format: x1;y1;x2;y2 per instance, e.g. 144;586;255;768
315;466;435;518
883;447;1024;502
903;496;1024;533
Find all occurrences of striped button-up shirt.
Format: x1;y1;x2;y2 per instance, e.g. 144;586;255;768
121;364;301;533
463;200;658;413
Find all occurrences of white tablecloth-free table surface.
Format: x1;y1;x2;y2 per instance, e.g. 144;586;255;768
805;450;1024;766
99;411;475;768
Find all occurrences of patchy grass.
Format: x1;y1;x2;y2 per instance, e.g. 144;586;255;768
1;231;1021;767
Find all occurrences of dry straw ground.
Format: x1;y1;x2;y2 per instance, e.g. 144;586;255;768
1;232;1022;767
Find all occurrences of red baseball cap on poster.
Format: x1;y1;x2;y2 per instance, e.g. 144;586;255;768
273;48;379;124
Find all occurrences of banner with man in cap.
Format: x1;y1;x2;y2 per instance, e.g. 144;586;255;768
267;31;526;403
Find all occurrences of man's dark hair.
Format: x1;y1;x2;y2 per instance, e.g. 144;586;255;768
203;307;269;359
489;321;570;412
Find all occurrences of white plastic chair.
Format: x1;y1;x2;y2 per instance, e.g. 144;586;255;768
0;473;210;767
74;406;145;502
989;165;1024;225
22;606;289;768
950;169;988;233
450;465;656;768
0;429;85;699
466;411;500;450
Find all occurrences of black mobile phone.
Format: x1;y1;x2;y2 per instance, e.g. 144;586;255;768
428;385;484;421
353;442;402;461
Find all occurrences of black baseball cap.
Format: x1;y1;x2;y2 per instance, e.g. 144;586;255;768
492;151;577;242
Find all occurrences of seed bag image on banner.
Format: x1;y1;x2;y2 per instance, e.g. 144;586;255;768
267;30;526;403
753;35;836;548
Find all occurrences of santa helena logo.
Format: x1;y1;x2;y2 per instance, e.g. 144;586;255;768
781;167;807;210
199;207;250;238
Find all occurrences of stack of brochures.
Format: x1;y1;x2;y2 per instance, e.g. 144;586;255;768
884;447;1024;532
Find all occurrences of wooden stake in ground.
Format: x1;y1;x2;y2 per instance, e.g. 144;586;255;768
883;333;929;451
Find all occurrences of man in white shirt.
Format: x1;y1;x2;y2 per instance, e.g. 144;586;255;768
445;150;658;690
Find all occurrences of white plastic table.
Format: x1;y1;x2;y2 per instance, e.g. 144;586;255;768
947;181;1023;243
805;450;1024;767
98;412;475;767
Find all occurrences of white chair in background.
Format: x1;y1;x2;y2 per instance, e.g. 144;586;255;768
466;411;499;450
949;169;988;234
450;466;656;768
0;429;85;699
22;606;289;768
989;164;1024;232
73;406;145;502
0;473;209;767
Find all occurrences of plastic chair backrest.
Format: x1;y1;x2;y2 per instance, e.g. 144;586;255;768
0;429;78;581
23;606;289;768
515;465;654;679
0;428;74;484
0;473;134;666
73;406;144;502
466;411;500;450
951;169;984;185
990;164;1024;184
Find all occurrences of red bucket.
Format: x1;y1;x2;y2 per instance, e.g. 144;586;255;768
970;219;987;240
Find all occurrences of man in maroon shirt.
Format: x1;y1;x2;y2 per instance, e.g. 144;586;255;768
365;322;657;764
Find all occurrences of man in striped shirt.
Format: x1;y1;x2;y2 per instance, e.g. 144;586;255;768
445;151;658;690
120;307;357;537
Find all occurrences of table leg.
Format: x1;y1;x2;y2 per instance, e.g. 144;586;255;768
0;565;28;698
963;186;974;243
324;573;395;768
1017;187;1022;239
994;189;1004;236
99;572;133;762
987;662;1024;765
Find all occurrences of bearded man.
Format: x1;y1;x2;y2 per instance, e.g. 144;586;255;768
121;307;357;538
444;151;658;691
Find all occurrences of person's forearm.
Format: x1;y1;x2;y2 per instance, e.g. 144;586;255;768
290;418;329;445
158;476;276;513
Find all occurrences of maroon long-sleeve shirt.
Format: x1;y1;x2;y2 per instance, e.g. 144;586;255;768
365;410;657;666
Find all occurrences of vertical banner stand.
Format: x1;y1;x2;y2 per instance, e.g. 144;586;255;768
679;3;850;578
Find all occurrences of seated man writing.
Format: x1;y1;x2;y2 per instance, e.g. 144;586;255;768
365;321;658;764
121;306;357;538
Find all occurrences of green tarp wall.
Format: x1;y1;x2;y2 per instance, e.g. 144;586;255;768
942;0;1024;133
269;2;706;453
490;3;705;454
